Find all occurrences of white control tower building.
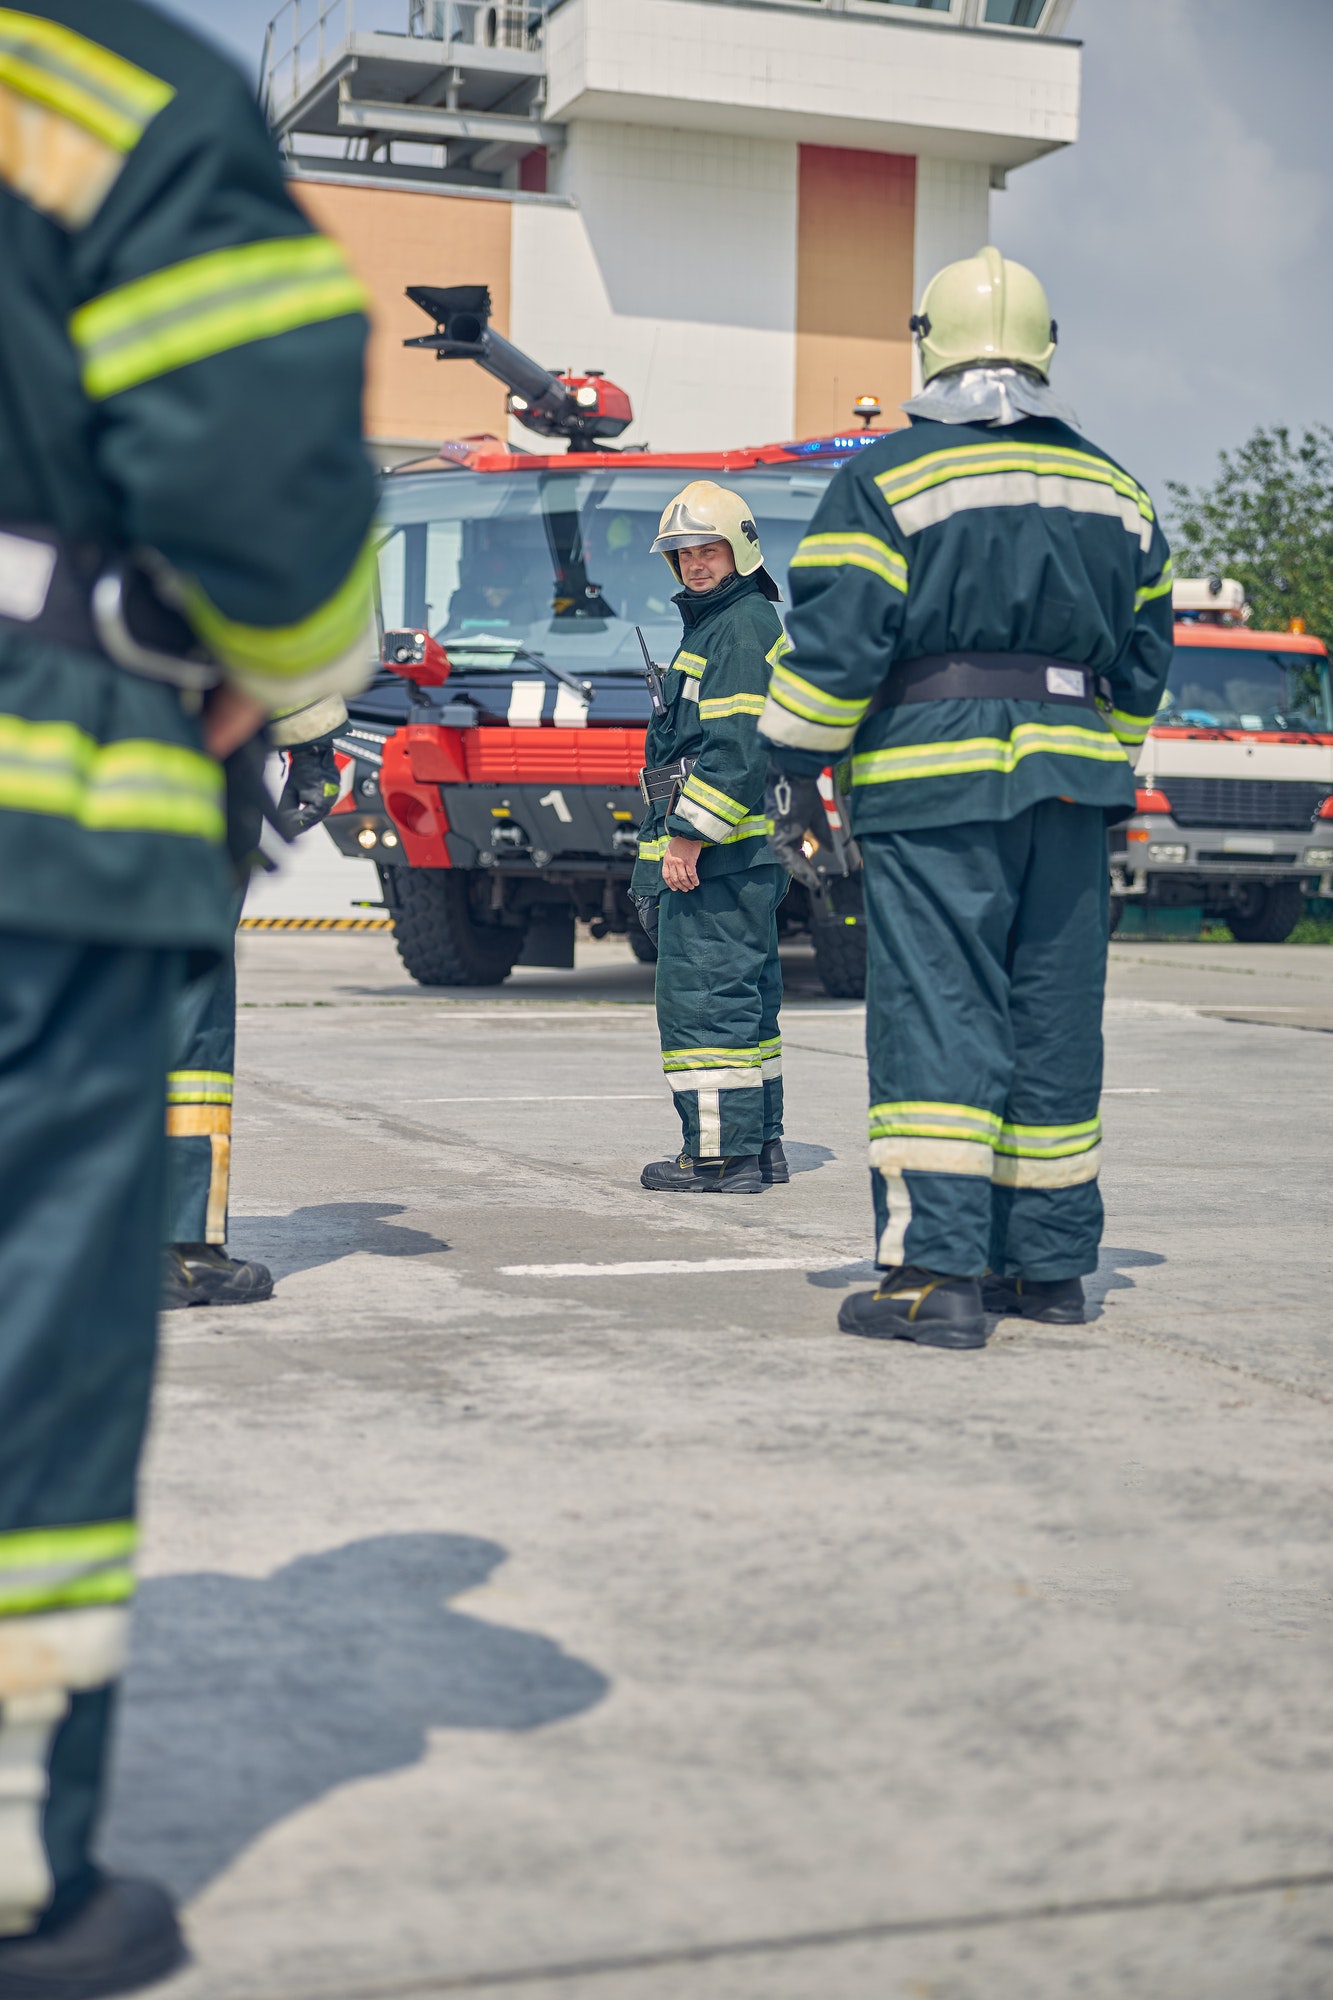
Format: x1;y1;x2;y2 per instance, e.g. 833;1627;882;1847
263;0;1080;455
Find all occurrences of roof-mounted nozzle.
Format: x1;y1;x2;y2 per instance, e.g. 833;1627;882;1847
404;285;632;451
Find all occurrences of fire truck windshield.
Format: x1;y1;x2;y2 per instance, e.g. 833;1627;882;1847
375;466;833;672
1158;646;1333;733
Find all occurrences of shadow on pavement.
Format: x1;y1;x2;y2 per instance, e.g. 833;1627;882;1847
1086;1244;1166;1313
102;1533;609;1901
232;1200;450;1279
783;1141;837;1176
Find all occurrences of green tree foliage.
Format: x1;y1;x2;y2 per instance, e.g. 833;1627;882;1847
1166;425;1333;641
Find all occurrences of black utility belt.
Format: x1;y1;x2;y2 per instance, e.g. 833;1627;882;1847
869;652;1109;712
639;755;696;809
0;523;218;691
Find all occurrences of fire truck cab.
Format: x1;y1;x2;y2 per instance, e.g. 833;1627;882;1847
1110;576;1333;941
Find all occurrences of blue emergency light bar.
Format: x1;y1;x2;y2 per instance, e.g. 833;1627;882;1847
781;434;886;458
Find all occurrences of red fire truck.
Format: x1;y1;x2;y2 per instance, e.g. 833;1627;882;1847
323;286;870;994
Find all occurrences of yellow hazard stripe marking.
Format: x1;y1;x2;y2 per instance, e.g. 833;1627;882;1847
768;658;870;727
166;1070;233;1105
1134;561;1174;611
869;1100;1002;1144
995;1118;1101;1158
238;916;393;930
71;234;367;401
1110;708;1157;746
672;651;707;680
681;773;749;825
662;1046;763;1070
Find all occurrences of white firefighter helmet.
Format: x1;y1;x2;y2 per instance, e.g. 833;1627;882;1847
911;246;1057;384
651;480;779;599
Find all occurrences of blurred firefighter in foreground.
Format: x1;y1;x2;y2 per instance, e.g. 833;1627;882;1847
762;248;1173;1348
633;484;787;1193
163;706;343;1310
0;3;375;1991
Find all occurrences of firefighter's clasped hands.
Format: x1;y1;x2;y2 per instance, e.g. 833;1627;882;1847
661;834;704;892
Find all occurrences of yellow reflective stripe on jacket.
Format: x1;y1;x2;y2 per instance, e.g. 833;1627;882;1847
185;535;376;685
0;9;172;153
1110;708;1157;746
662;1045;763;1072
768;657;870;729
673;650;707;680
637;813;768;862
851;722;1128;788
876;442;1153;521
790;532;908;595
0;1519;137;1616
1134;560;1174;612
995;1117;1101;1159
71;234;368;401
0;716;223;839
167;1070;233;1106
698;692;765;721
681;772;749;825
868;1101;1002;1145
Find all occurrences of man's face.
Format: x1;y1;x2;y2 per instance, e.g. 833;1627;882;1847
678;539;736;592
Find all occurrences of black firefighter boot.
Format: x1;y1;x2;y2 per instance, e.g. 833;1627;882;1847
982;1274;1086;1324
161;1242;274;1309
759;1138;789;1185
838;1267;987;1350
0;1875;187;2000
640;1152;764;1193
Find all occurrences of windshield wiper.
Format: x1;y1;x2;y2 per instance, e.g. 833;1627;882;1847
443;640;594;708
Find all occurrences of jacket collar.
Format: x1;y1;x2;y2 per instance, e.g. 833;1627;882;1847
673;569;760;631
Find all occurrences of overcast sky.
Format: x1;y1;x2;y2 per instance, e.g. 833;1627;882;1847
159;0;1332;513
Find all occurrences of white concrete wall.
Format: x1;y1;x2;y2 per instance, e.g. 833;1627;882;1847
546;0;1080;168
509;120;798;452
913;156;992;304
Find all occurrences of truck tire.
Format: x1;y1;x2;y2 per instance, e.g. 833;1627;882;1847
627;923;658;965
812;920;867;1000
1224;880;1303;944
387;869;527;986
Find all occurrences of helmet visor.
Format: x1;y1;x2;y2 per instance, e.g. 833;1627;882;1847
651;529;728;555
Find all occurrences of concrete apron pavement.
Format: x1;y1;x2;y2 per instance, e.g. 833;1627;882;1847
105;937;1333;2000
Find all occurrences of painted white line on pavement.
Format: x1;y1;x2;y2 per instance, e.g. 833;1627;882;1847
421;1094;661;1103
1102;1088;1161;1094
499;1256;868;1277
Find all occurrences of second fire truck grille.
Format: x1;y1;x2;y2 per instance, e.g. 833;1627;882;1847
1163;777;1329;830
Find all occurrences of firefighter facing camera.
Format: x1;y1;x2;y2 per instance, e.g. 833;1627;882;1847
633;483;787;1193
762;247;1173;1347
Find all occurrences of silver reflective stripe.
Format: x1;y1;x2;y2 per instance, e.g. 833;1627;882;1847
992;1145;1102;1189
890;472;1154;554
876;1172;911;1265
697;1091;722;1157
667;1069;764;1093
0;1691;64;1936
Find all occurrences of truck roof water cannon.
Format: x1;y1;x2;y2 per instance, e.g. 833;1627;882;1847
404;285;633;451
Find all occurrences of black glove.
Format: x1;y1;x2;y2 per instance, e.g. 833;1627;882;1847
764;768;825;892
275;734;341;838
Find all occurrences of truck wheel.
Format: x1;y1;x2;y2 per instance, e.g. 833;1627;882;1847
387;869;526;986
627;924;658;965
812;920;866;1000
1224;880;1303;944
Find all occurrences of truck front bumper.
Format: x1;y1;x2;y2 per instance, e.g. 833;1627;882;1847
1111;816;1333;903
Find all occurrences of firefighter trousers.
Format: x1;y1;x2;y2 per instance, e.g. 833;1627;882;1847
0;935;178;1935
166;900;241;1246
655;864;784;1159
861;801;1108;1279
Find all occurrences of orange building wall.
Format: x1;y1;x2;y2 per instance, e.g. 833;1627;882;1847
294;179;514;447
795;147;915;441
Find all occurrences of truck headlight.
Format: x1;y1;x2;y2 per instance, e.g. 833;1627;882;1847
1147;843;1188;863
1303;846;1333;866
381;830;399;848
357;827;378;849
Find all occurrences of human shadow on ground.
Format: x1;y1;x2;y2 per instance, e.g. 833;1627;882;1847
782;1141;836;1176
231;1201;450;1280
101;1534;608;1902
1086;1244;1166;1313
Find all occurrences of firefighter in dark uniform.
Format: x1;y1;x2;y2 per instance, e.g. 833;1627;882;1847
162;698;345;1309
762;249;1173;1347
634;483;788;1193
0;4;375;1990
